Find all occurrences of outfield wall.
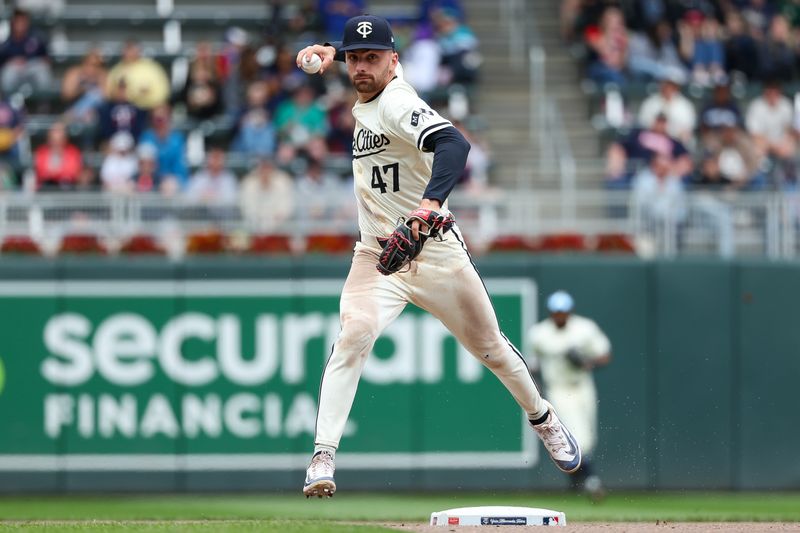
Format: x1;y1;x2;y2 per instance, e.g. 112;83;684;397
0;255;797;492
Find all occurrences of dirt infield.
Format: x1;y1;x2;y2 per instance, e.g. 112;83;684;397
382;522;800;532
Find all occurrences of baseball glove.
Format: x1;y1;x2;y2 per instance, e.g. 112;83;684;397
376;208;455;275
565;348;589;369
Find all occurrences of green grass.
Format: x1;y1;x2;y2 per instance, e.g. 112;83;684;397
0;492;798;531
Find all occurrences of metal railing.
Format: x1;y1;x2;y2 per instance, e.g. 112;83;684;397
0;190;797;260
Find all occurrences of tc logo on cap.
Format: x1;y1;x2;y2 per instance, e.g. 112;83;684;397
356;21;373;38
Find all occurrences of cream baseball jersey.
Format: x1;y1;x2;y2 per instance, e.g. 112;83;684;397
351;75;452;237
527;315;611;388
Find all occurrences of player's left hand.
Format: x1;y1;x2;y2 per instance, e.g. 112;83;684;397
376;204;455;276
409;199;442;241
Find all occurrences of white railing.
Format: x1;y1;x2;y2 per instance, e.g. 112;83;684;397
501;0;526;71
0;190;797;260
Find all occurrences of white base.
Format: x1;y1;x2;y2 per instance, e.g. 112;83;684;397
430;506;566;527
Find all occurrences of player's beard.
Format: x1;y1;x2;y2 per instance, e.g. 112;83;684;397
351;65;391;95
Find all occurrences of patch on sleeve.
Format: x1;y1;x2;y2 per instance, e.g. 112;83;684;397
410;107;434;127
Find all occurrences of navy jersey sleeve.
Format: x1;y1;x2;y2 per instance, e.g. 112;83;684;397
421;126;471;204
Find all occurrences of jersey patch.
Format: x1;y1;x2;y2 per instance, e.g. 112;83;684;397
410;107;434;127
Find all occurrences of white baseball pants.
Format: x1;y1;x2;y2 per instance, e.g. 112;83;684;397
314;226;547;450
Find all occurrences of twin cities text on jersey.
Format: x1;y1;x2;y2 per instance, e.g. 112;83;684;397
352;127;390;157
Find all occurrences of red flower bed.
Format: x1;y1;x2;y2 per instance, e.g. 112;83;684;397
119;234;166;255
1;235;41;255
594;233;636;253
185;231;228;254
59;234;106;255
488;235;538;252
305;234;356;254
248;235;293;254
536;233;588;252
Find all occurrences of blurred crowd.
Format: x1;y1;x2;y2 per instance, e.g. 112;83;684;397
0;0;489;231
561;0;800;201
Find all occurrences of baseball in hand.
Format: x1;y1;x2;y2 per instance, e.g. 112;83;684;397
301;53;322;74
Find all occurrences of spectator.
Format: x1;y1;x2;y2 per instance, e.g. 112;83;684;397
96;78;148;146
239;158;295;231
606;112;693;186
626;0;670;31
755;15;795;82
61;46;107;125
133;143;162;193
454;120;492;191
740;0;776;39
264;45;308;113
139;104;189;189
585;6;629;88
295;160;351;222
401;25;442;98
637;68;697;145
419;0;466;27
218;27;251;117
745;79;797;184
631;152;687;245
678;10;725;87
723;11;758;80
231;82;277;158
697;115;762;190
628;18;686;83
326;92;356;156
100;131;138;193
560;0;585;41
782;0;800;27
0;92;24;185
61;47;108;124
178;41;222;120
274;83;328;163
34;121;82;191
185;147;238;207
0;8;52;96
106;39;169;110
318;0;366;41
693;153;738;189
431;7;481;86
698;76;743;141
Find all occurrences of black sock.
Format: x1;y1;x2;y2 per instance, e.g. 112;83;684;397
529;410;549;425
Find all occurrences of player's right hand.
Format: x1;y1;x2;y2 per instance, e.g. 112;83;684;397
296;45;337;75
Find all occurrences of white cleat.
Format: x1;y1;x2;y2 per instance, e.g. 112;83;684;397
303;451;336;498
531;401;582;474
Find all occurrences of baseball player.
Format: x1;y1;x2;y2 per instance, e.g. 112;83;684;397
296;15;581;498
527;291;612;499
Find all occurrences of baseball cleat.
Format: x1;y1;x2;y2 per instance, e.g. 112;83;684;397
530;401;582;474
303;450;336;498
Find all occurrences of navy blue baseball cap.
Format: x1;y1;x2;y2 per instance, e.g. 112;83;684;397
339;15;395;52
